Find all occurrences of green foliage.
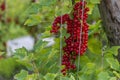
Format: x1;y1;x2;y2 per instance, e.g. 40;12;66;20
97;71;110;80
14;70;38;80
44;73;57;80
24;0;72;36
110;77;117;80
88;36;102;54
90;0;100;4
1;0;120;80
0;58;19;78
14;48;34;71
14;70;28;80
106;58;119;71
6;0;30;23
25;14;42;26
39;0;57;6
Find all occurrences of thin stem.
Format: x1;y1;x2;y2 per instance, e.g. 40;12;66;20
77;0;85;80
60;0;63;79
32;61;40;79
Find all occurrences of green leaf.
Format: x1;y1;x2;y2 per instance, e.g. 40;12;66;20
24;14;42;26
88;37;102;54
61;76;76;80
25;73;38;80
39;0;57;6
34;39;47;52
80;63;96;75
0;58;17;78
97;71;110;80
85;63;96;74
105;46;120;56
14;47;28;59
52;38;60;50
16;53;34;70
14;70;28;80
0;51;5;56
79;77;86;80
27;3;41;14
89;5;100;21
89;20;101;30
70;75;76;80
14;48;34;70
44;73;57;80
47;49;58;60
90;0;100;4
113;71;120;78
34;39;44;52
17;59;33;71
106;58;119;71
41;30;52;38
87;3;95;14
61;77;71;80
109;77;117;80
89;20;101;36
79;55;91;67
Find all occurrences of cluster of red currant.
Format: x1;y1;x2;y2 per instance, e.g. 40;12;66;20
0;1;5;11
0;1;5;21
50;1;89;75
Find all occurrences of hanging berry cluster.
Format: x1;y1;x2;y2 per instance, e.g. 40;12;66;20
0;1;5;22
50;1;89;75
0;1;5;11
